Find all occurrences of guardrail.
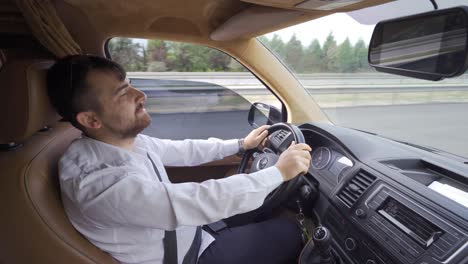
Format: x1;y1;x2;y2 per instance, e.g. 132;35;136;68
128;72;468;95
127;72;468;83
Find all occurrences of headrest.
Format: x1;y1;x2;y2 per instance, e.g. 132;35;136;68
0;59;60;145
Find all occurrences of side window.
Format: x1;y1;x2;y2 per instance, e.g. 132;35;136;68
107;38;283;140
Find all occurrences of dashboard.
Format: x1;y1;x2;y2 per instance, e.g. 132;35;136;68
293;122;468;264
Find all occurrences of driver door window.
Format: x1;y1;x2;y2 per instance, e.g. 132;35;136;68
107;38;283;140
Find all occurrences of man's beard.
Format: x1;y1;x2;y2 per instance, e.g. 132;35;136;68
105;112;151;139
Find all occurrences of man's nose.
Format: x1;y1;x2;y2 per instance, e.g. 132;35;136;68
131;86;146;102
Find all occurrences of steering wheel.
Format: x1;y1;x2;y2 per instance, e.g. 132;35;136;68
238;122;307;209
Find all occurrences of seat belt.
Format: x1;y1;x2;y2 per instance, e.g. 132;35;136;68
147;153;203;264
147;153;178;264
182;226;202;264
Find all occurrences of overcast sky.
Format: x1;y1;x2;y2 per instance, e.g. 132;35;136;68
263;13;375;47
257;0;467;47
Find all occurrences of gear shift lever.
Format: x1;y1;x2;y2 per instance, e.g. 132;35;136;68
312;226;336;264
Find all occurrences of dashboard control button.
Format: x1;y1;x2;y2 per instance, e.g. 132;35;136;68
344;237;357;251
366;260;377;264
355;208;366;218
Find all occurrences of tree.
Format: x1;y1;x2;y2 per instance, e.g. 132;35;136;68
335;38;356;72
146;39;169;71
207;49;231;71
227;59;247;72
322;32;338;72
108;38;145;71
269;34;286;60
353;39;370;71
303;39;323;73
165;43;211;72
147;39;168;61
283;34;304;72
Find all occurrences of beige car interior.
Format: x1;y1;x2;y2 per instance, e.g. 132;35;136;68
0;0;390;262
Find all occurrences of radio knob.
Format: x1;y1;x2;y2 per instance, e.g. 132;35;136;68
344;237;357;251
355;208;366;218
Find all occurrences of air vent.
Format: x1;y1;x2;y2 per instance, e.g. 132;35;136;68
379;198;443;248
337;170;377;207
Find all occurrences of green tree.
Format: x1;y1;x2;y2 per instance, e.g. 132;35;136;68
166;43;211;71
147;39;168;61
335;38;356;72
207;49;231;71
227;58;247;72
322;32;338;72
269;34;286;60
283;34;304;72
303;39;323;73
146;39;169;71
353;39;370;71
108;38;145;71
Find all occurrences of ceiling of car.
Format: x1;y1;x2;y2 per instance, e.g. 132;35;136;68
1;0;392;49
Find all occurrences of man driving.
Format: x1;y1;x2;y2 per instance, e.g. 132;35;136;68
47;55;312;264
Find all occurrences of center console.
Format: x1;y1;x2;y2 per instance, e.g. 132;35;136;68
325;178;467;264
299;124;468;264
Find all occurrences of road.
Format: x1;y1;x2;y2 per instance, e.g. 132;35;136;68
143;103;468;158
324;103;468;158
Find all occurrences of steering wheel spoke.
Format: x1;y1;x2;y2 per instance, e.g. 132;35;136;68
237;122;307;209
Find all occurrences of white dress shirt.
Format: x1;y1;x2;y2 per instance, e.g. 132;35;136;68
59;134;283;264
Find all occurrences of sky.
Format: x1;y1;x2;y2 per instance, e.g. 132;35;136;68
261;0;467;47
263;13;375;47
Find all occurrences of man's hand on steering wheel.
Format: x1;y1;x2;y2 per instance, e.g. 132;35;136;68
242;125;271;150
275;141;312;181
236;122;312;213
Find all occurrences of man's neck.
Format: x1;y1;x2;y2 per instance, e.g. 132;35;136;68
86;132;136;151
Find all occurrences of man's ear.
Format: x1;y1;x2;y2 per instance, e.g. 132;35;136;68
76;111;102;130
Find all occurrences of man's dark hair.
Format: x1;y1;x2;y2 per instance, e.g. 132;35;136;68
47;55;126;130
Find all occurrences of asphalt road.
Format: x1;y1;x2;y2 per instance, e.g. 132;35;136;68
143;103;468;158
324;103;468;158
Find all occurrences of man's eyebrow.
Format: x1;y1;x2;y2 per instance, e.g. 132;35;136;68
113;82;129;95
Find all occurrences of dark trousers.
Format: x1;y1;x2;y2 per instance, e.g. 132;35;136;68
198;217;302;264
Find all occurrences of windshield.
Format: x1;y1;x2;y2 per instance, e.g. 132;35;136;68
259;0;468;158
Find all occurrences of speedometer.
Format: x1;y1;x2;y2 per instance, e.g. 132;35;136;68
311;147;332;170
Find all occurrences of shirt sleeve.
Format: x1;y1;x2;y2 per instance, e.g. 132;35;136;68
75;166;283;230
142;135;239;167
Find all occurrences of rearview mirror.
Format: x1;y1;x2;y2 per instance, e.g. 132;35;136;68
369;6;468;81
248;102;282;128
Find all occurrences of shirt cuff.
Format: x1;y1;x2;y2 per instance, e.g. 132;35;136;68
249;166;284;187
222;139;240;157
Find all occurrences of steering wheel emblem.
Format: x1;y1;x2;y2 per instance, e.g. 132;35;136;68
258;157;269;169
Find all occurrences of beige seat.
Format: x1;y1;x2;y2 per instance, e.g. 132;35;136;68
0;60;118;263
